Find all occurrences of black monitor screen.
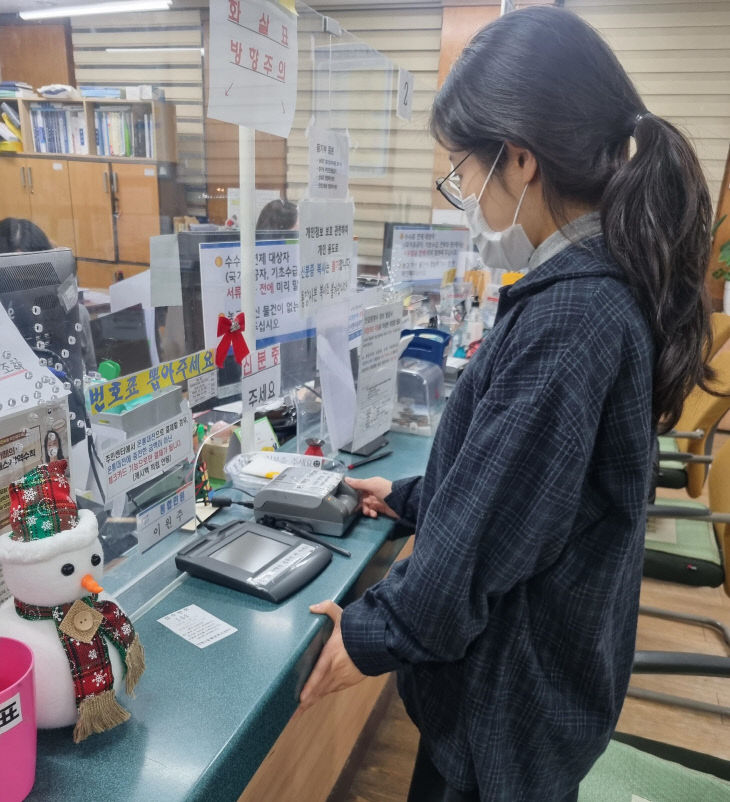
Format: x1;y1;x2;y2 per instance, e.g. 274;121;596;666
90;303;153;376
210;531;288;574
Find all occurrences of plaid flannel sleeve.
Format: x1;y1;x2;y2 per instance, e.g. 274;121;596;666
384;476;421;528
341;304;626;675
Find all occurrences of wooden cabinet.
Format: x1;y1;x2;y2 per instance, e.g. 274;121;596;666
0;156;75;251
24;159;76;252
67;160;115;262
112;162;161;264
0;158;32;220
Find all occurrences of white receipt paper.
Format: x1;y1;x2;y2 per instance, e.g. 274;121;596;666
158;604;237;649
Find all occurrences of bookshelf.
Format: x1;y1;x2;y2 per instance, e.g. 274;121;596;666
14;98;176;162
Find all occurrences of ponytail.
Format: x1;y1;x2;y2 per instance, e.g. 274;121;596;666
430;7;714;431
601;114;714;430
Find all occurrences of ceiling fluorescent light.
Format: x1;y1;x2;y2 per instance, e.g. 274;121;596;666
106;46;203;53
19;0;172;21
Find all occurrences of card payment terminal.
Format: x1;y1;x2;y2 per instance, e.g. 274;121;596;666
253;466;359;537
175;519;331;602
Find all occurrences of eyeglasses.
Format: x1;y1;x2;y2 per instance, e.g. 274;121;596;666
435;151;473;211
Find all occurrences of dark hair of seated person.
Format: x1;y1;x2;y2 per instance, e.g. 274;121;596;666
0;217;52;253
255;199;298;232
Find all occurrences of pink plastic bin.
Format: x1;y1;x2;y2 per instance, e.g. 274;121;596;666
0;637;36;801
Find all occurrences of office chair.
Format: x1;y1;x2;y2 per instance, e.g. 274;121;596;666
656;347;730;496
579;682;730;800
635;435;730;714
581;655;730;800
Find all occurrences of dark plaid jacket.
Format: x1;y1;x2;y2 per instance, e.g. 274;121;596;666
341;235;655;800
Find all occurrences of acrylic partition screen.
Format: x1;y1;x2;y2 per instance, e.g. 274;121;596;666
0;0;441;577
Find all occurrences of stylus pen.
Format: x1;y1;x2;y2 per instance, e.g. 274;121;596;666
347;450;393;470
270;519;351;559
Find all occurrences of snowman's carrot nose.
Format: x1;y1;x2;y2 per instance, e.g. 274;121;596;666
81;574;103;594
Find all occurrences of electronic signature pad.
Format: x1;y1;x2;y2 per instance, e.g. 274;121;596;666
175;520;331;602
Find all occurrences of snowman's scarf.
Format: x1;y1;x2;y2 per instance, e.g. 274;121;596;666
14;595;145;743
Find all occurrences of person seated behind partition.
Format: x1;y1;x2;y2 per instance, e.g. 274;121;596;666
0;217;96;371
255;199;298;236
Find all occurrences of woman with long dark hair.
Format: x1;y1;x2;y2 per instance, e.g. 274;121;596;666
298;8;714;801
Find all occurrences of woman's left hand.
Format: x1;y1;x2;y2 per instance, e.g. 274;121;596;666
298;600;365;712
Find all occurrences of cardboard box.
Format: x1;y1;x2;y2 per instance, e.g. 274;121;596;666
200;437;231;481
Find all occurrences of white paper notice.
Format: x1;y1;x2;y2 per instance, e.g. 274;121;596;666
158;604;237;649
241;345;282;412
308;126;349;200
351;302;403;452
317;304;356;452
187;370;218;407
208;0;297;138
397;67;415;122
389;226;472;284
299;199;354;313
149;234;183;308
100;409;193;500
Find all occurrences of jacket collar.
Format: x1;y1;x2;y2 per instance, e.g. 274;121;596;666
501;232;624;305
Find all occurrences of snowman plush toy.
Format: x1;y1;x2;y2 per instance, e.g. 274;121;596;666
0;460;145;743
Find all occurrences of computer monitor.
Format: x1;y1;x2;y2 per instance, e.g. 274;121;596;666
90;303;153;376
381;222;472;284
0;247;87;445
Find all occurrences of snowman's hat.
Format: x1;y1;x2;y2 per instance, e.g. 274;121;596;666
0;460;98;564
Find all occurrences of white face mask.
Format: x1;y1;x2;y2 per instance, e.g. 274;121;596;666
462;144;535;271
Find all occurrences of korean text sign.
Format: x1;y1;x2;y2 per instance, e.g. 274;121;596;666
86;349;216;416
200;239;313;350
299;199;355;313
100;410;193;500
208;0;297;138
389;226;472;284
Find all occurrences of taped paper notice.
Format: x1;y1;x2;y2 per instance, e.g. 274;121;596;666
299;199;354;313
351;302;403;452
308;126;349;200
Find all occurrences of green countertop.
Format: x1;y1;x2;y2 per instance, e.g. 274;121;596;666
29;433;431;802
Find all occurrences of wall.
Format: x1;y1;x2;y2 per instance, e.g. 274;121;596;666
0;20;75;88
566;0;730;209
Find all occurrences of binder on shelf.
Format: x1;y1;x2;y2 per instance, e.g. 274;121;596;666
1;102;21;129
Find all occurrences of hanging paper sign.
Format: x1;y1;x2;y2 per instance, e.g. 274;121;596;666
397;68;414;122
308;126;349;200
351;302;403;453
299;198;354;313
135;480;196;552
240;345;282;412
208;0;297;138
85;349;216;416
100;409;193;500
388;225;472;284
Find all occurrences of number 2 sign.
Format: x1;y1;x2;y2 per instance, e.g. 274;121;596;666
397;67;414;122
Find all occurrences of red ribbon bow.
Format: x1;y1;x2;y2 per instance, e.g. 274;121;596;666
215;312;250;368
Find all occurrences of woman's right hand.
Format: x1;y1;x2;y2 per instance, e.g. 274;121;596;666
345;476;398;519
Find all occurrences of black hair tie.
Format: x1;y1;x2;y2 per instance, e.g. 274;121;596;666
632;111;651;134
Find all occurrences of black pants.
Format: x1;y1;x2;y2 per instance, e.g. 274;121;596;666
406;740;580;802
